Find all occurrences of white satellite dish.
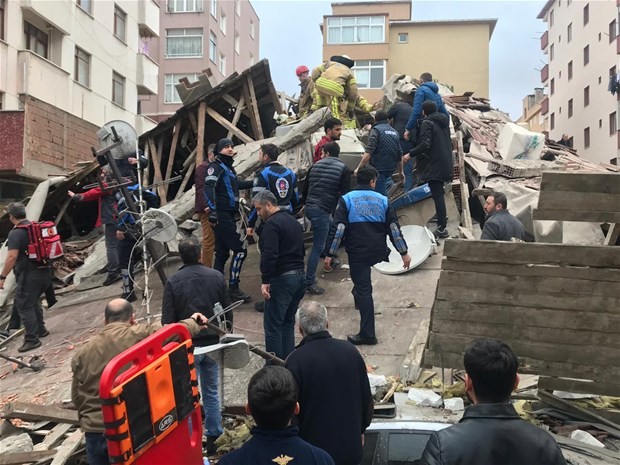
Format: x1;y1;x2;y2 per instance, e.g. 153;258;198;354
141;209;178;243
97;120;138;159
373;225;435;275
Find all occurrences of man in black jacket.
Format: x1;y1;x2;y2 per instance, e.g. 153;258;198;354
161;237;231;453
481;191;526;241
286;301;373;465
303;141;351;295
254;190;306;361
387;95;415;191
409;100;453;239
419;338;566;465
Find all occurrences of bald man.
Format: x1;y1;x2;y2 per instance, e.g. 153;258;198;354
71;298;208;465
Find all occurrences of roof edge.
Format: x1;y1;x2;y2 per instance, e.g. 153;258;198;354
537;0;554;19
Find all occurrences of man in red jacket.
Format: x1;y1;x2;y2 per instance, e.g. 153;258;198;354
313;118;342;163
69;166;120;286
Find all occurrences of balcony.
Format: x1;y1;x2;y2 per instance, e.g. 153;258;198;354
18;50;71;112
541;97;549;115
137;53;158;95
541;64;549;83
540;31;549;51
617;34;620;55
138;0;160;38
20;0;72;34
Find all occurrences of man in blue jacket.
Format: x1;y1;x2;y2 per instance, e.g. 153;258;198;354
218;366;335;465
403;72;449;143
325;166;411;345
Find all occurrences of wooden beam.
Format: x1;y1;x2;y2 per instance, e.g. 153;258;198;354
33;423;74;451
205;106;254;144
1;402;79;424
188;112;198;133
539;171;620;194
537;390;620;432
147;137;167;203
0;450;56;465
196;102;207;166
604;223;619;246
175;164;196;201
533;208;620;223
456;131;473;232
50;430;84;465
227;94;246;139
244;76;264;140
399;319;430;383
538;376;620;397
163;120;182;197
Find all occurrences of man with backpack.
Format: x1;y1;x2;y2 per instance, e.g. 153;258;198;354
0;203;53;352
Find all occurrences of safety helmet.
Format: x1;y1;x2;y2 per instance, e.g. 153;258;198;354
296;65;309;76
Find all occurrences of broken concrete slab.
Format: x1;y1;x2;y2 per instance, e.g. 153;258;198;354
273;107;331;153
0;432;33;455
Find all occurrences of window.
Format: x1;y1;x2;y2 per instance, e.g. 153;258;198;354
550;9;554;27
568;98;573;118
1;0;6;41
249;52;255;66
74;47;90;87
583;3;589;25
166;28;203;58
559;70;562;78
567;23;572;42
550;43;554;61
610;20;618;43
235;0;240;16
558;34;561;43
164;73;199;103
210;0;216;17
77;0;92;14
112;72;125;107
24;21;49;59
598;76;602;84
326;16;384;44
168;0;203;13
583;45;589;66
599;119;603;128
234;32;240;53
250;19;255;39
398;32;408;43
550;112;555;130
584;86;590;107
220;12;226;34
114;5;126;42
568;61;573;80
353;60;385;89
550;78;555;95
611;112;618;136
209;30;216;62
219;53;226;75
584;127;590;148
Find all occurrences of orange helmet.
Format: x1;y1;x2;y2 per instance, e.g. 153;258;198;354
296;65;309;76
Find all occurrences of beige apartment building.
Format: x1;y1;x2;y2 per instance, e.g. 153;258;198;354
141;0;259;122
517;88;548;134
321;0;496;103
0;0;159;196
538;0;619;165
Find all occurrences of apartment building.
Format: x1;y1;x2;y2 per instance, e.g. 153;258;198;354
141;0;259;122
538;0;619;165
517;88;548;134
0;0;159;196
321;0;496;103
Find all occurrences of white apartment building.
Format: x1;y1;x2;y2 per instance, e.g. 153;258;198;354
0;0;160;186
538;0;620;165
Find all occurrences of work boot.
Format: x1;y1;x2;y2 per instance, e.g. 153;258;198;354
306;284;326;295
204;435;219;454
433;227;449;239
121;291;137;303
103;273;121;286
347;334;378;346
39;328;50;338
254;301;264;313
18;340;42;353
229;286;251;303
324;258;341;273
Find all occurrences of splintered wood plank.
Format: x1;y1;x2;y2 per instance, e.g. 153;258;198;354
50;430;84;465
227;94;246;139
539;171;620;194
1;402;79;424
605;223;619;246
163;120;182;196
0;451;56;465
196;102;206;166
244;75;264;140
33;423;74;451
147;137;167;203
400;319;430;383
533;208;620;223
205;106;253;144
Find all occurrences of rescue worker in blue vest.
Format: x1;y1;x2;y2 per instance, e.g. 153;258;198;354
204;138;252;303
325;166;411;345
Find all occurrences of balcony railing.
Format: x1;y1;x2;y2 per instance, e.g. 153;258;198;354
138;0;160;38
541;64;549;83
137;53;158;96
20;0;71;34
541;31;549;51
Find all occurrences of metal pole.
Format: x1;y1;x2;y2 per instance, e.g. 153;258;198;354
135;140;152;324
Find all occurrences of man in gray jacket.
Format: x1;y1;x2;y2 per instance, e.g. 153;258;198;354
481;192;526;241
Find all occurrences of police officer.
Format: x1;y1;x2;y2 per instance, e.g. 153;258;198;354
325;166;411;345
204;138;251;303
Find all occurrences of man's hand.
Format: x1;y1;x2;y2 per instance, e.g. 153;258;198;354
402;253;412;269
208;214;218;227
404;130;410;141
68;190;75;198
128;157;137;165
0;278;5;290
246;228;254;237
190;313;209;325
116;231;125;240
203;207;211;214
403;154;411;164
353;169;359;177
261;284;271;300
324;257;333;269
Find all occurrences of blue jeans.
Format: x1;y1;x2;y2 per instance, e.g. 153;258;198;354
264;271;307;361
375;171;394;197
305;205;332;286
85;432;109;465
194;352;223;437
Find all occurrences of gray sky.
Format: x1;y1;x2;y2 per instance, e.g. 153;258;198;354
251;0;546;119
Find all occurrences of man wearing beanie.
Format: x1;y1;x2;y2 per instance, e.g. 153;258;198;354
204;138;251;302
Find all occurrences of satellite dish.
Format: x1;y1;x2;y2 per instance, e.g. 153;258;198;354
97;120;138;159
141;209;178;242
373;225;435;275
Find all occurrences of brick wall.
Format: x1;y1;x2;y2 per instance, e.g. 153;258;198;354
0;111;25;173
23;96;99;176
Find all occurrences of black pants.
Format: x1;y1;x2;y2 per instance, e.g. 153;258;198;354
14;268;52;342
214;211;247;287
349;261;375;339
428;180;447;230
118;235;138;297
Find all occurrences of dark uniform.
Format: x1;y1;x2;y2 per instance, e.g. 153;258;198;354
247;161;299;231
6;221;52;349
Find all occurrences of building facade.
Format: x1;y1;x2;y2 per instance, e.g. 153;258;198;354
517;88;548;134
320;0;496;103
538;0;619;165
141;0;259;122
0;0;160;194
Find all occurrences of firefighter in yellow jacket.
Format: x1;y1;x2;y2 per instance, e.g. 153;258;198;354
311;55;358;120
